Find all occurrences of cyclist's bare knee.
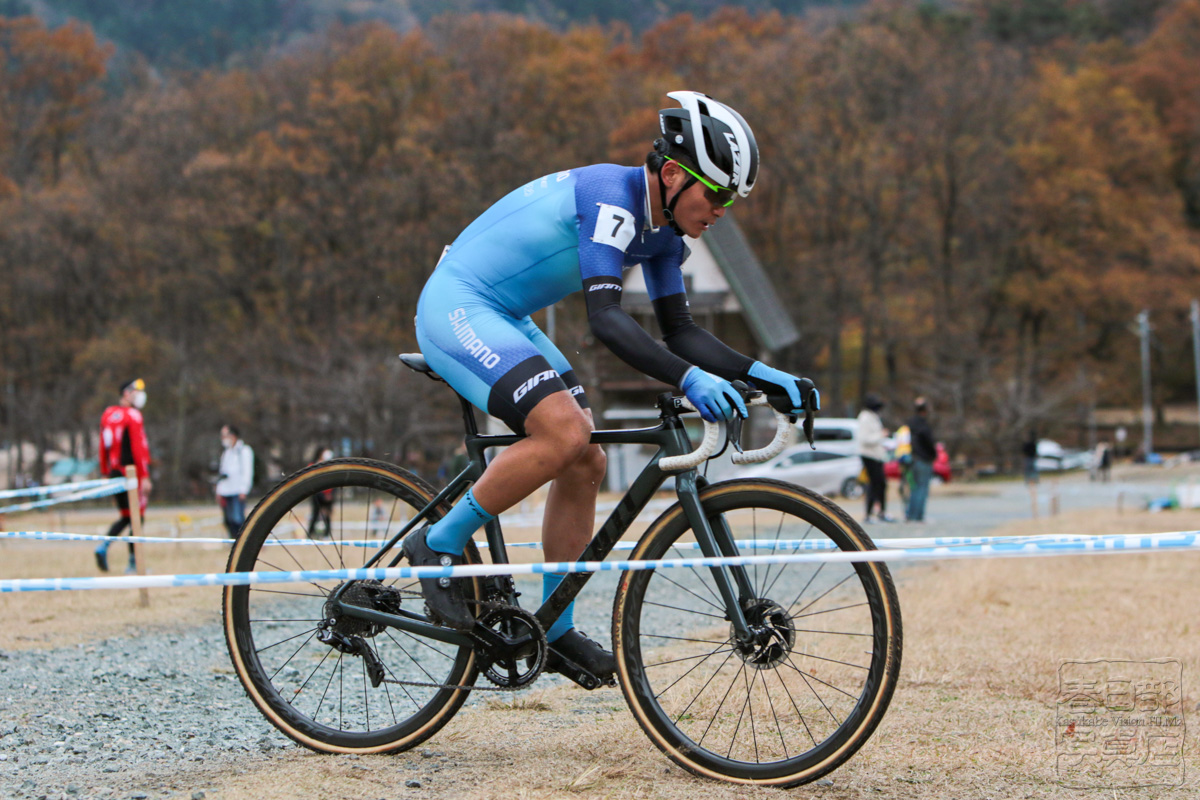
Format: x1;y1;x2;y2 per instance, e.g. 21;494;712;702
525;392;593;467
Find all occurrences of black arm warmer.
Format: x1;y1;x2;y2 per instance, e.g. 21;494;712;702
652;293;755;381
584;276;694;387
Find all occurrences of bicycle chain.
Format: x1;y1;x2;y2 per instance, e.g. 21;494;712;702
380;600;545;692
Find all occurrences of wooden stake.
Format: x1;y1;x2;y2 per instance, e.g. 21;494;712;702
125;465;149;608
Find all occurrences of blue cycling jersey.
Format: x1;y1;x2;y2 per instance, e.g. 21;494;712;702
416;163;753;433
436;164;686;317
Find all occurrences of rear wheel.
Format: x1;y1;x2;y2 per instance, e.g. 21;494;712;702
613;479;901;786
223;459;481;754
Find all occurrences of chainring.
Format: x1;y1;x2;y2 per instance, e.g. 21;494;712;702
475;602;547;689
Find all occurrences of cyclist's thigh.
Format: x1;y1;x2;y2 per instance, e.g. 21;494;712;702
417;276;569;434
513;315;590;412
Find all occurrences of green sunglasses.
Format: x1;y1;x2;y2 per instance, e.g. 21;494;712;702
669;159;737;208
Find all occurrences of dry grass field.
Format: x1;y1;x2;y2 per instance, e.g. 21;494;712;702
4;498;1200;797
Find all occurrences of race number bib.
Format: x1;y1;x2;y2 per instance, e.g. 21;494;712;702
592;204;636;251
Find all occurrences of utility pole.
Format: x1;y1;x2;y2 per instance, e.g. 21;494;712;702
1138;309;1153;457
1192;300;1200;449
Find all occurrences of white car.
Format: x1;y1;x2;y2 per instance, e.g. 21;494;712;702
808;417;860;455
738;445;864;498
1036;439;1094;472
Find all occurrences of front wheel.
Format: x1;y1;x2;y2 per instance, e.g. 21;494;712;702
613;479;902;786
223;458;481;754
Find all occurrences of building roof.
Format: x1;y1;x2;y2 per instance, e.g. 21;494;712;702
703;215;800;353
622;215;800;355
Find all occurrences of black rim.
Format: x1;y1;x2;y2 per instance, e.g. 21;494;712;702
226;460;475;748
621;483;898;780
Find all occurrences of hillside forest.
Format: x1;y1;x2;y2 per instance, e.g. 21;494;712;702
3;0;1200;494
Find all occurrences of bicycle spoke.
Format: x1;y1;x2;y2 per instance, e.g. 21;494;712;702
251;587;327;598
793;601;870;619
782;656;862;703
642;632;731;645
654;569;725;615
267;630;319;681
645;647;735;669
792;572;856;618
669;649;737;727
759;667;789;760
697;660;745;750
620;482;900;782
643;600;726;620
254;626;318;655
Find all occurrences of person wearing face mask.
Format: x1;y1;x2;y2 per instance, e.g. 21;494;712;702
95;378;152;573
306;445;335;539
215;424;254;538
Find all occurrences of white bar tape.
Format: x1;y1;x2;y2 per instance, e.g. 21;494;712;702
731;397;794;465
658;397;720;472
3;532;1198;593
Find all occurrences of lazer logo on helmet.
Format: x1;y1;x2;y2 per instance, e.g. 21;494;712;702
448;308;501;369
513;370;558;403
588;283;622;292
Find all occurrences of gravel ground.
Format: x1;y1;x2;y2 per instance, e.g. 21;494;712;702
2;469;1174;800
0;574;622;800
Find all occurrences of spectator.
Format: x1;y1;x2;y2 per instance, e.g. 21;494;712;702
1093;441;1113;482
438;443;470;483
216;424;254;538
857;393;892;522
905;397;936;522
307;445;334;539
95;379;152;573
1021;429;1039;518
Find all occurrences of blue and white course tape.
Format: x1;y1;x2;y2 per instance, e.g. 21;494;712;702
0;479;131;515
2;532;1199;593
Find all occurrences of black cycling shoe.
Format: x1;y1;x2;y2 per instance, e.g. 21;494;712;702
547;629;615;682
401;525;475;631
94;545;109;573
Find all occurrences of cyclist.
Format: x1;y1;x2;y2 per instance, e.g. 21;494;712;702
406;91;818;681
95;378;152;573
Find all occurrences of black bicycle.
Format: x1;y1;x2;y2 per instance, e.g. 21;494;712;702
223;354;902;787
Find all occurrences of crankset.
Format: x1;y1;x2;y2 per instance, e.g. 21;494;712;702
474;602;547;689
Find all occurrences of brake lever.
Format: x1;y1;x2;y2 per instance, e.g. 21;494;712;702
727;414;745;455
802;409;814;449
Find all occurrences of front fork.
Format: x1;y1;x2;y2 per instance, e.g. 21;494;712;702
676;473;756;644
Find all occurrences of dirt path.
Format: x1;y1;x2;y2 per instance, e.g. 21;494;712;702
4;499;1200;798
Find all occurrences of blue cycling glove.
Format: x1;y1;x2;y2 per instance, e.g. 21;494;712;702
747;362;821;415
679;368;748;423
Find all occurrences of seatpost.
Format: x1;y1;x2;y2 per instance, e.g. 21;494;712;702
458;394;479;436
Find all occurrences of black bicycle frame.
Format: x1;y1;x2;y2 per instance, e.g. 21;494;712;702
332;391;757;647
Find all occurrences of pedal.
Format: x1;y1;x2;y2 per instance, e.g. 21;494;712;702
545;649;612;691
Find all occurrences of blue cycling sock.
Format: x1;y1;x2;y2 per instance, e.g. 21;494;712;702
425;488;495;555
542;572;574;643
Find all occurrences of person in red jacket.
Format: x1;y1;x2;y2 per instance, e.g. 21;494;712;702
95;378;152;573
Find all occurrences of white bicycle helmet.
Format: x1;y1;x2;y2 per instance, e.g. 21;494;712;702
653;90;759;234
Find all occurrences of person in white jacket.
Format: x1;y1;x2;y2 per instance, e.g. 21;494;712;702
857;394;893;522
216;424;254;537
